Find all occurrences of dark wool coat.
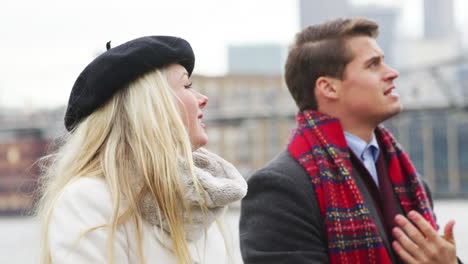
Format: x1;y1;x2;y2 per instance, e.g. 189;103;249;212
239;150;438;264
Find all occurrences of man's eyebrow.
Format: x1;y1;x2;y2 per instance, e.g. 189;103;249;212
364;55;384;65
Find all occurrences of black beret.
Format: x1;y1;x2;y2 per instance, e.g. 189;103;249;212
64;35;195;131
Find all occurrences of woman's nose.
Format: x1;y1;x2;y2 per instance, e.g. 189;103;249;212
198;92;208;109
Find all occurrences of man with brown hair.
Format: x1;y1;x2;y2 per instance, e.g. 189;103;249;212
240;17;459;264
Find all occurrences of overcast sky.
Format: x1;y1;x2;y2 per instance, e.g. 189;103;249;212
1;0;467;109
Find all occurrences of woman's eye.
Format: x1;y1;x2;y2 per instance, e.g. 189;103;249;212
184;82;193;89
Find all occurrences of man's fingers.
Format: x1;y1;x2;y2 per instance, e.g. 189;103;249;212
393;213;458;264
407;211;439;241
392;240;417;264
394;214;427;246
443;220;456;244
392;227;423;260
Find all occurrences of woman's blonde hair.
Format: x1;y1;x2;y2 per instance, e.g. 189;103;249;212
36;67;206;264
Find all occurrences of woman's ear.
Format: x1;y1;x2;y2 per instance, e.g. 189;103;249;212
315;76;339;100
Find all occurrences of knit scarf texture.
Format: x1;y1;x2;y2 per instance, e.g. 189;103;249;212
140;148;247;241
287;110;437;264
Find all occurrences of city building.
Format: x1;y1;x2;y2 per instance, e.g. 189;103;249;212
0;128;47;214
424;0;456;40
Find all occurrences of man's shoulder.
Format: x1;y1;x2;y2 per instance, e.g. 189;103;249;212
248;149;309;185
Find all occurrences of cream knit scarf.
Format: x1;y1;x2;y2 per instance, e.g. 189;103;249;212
140;148;247;241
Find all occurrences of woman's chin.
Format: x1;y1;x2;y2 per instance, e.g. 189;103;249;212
191;135;208;151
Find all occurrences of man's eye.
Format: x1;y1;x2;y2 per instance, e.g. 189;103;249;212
369;61;378;68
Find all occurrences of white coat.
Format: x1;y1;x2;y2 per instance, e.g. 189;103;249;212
48;177;230;264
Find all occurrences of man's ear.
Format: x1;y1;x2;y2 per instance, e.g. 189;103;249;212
315;76;339;100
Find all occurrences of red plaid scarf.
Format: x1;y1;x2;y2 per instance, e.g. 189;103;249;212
287;110;437;264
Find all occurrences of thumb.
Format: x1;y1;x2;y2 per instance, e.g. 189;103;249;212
443;220;456;245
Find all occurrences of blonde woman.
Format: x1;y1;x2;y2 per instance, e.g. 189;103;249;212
36;36;247;264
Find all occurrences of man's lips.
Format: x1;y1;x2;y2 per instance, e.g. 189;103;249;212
384;86;395;95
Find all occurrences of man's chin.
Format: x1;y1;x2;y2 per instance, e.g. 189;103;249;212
385;104;403;120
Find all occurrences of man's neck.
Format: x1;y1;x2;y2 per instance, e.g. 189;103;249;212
316;108;378;143
341;121;375;143
333;113;376;143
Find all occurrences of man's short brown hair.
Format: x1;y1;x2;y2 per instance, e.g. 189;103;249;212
284;17;379;111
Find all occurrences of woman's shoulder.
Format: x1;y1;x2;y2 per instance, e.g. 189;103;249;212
61;177;109;198
49;179;131;262
52;177;112;226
